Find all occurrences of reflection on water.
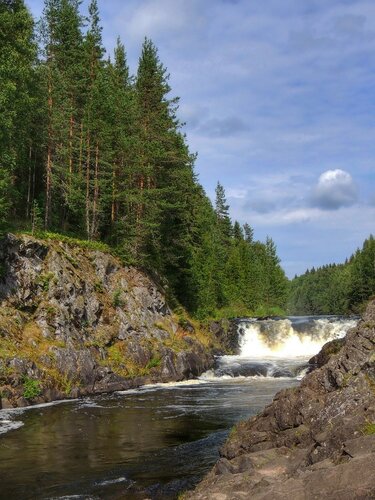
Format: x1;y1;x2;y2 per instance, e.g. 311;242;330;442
0;314;359;499
0;377;298;499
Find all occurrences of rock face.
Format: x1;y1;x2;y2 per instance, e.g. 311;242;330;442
188;300;375;500
0;234;216;408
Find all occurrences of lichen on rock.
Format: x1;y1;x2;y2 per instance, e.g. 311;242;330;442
0;234;217;408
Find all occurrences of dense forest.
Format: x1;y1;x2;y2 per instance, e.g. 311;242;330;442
288;235;375;315
0;0;288;318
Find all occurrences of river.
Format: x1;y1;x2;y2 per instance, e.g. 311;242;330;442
0;316;357;499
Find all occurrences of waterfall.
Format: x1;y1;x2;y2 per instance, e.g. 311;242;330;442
238;317;358;359
200;316;358;381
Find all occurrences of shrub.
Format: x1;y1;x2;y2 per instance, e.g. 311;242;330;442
94;281;104;293
37;272;55;292
112;289;123;308
146;357;161;370
22;376;42;399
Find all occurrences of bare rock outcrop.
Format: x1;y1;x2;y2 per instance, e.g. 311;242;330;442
0;234;216;408
188;300;375;499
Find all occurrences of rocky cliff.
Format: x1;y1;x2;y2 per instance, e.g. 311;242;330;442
0;234;217;408
188;300;375;499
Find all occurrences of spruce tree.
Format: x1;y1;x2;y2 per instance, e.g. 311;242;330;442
215;182;232;240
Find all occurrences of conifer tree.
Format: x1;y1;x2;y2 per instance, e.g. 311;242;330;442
0;0;292;319
0;0;37;227
215;182;232;240
243;223;254;244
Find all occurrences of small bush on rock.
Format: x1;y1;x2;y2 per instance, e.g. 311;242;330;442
22;376;42;399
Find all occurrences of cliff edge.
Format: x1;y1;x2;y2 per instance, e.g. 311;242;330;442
0;234;217;408
188;300;375;499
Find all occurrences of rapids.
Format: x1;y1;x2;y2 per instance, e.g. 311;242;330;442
0;315;357;499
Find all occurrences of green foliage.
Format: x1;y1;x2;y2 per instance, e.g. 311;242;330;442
22;376;42;399
37;272;55;292
146;357;161;370
112;289;123;308
1;1;288;320
288;235;375;315
94;281;104;293
31;200;43;235
363;421;375;435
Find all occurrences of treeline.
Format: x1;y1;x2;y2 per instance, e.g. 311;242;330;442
288;235;375;315
0;0;288;318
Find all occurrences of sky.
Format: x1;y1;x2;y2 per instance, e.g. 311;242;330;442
26;0;375;278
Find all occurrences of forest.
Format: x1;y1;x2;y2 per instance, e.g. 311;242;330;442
288;235;375;315
2;1;374;319
0;0;288;319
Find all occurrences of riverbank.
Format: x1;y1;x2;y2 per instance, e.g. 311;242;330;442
0;233;226;409
187;299;375;499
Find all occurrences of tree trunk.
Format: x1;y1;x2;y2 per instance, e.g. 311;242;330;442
85;133;91;239
92;142;99;239
45;73;53;229
26;144;32;219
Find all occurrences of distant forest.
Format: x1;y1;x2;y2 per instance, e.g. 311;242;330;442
288;235;375;315
0;0;289;318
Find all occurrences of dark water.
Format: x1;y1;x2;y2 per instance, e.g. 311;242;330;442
1;315;358;499
0;377;298;499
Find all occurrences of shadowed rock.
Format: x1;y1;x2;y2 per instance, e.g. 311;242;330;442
187;300;375;499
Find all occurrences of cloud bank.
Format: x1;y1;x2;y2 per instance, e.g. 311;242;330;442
26;0;375;277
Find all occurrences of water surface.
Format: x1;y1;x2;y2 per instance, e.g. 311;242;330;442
0;315;357;499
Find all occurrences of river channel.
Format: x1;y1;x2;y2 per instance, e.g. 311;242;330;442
0;316;357;499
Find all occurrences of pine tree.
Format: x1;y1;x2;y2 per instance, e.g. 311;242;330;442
0;0;37;227
81;0;106;239
39;0;85;229
0;1;292;319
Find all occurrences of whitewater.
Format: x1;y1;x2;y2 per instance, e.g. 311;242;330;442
0;315;358;498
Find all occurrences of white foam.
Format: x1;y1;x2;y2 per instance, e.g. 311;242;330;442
96;476;128;486
238;318;357;359
117;378;209;395
0;398;77;416
0;398;78;437
0;419;24;435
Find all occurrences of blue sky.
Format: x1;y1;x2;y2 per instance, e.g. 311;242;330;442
26;0;375;277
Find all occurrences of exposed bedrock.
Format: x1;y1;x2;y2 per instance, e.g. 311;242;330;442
188;300;375;499
0;234;217;408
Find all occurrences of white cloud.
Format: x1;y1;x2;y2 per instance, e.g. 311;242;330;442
26;0;375;277
119;0;204;42
311;169;358;210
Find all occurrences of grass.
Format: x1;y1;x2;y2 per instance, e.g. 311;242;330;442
100;342;164;379
363;421;375;435
22;230;112;254
208;304;287;321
